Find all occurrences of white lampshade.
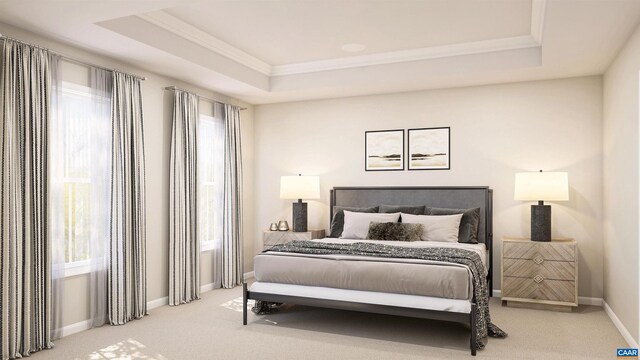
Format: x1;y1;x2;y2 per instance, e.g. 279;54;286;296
514;171;569;201
280;175;320;200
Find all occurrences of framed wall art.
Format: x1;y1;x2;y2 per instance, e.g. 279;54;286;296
408;127;450;170
365;129;404;171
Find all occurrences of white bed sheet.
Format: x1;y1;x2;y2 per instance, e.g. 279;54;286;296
249;282;472;314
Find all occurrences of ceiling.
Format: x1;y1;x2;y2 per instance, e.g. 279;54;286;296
163;1;533;65
0;0;639;104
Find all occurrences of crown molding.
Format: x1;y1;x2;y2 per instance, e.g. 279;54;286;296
138;1;545;77
137;11;272;75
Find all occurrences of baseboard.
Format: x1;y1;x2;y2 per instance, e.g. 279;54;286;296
61;297;168;338
62;273;256;339
147;296;168;310
492;290;603;306
603;301;639;348
201;282;215;293
61;319;92;338
578;296;603;306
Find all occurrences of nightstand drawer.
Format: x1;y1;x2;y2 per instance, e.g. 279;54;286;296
503;276;576;303
503;258;575;281
503;241;575;261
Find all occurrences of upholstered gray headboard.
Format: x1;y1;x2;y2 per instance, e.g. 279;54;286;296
329;186;494;291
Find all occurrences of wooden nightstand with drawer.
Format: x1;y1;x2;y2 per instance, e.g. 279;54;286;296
501;237;578;312
262;229;325;251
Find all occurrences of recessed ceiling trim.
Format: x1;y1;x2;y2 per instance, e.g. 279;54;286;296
137;11;272;75
531;0;547;43
137;1;546;78
271;35;539;76
273;0;546;76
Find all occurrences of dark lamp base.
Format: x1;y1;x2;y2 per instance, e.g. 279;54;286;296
292;201;308;232
531;204;551;242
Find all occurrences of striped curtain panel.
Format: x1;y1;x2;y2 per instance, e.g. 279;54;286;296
169;90;200;305
0;39;55;359
108;72;147;325
221;105;243;288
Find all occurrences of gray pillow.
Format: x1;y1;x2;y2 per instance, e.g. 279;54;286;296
425;207;481;244
366;222;423;242
379;204;426;218
329;206;379;238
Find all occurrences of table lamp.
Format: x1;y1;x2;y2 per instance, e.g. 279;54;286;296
514;170;569;241
280;174;320;232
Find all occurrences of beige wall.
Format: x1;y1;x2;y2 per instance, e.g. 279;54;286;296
603;24;640;343
253;76;604;299
0;22;255;327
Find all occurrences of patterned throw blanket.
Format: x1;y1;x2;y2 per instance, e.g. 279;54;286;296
253;240;507;349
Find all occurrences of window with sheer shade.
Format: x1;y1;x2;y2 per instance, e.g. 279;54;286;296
50;80;112;276
60;84;92;264
198;112;224;251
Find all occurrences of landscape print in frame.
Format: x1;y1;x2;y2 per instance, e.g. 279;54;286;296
408;127;450;170
365;129;404;171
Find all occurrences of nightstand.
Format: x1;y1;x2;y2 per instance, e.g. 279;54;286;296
501;237;578;312
262;229;325;251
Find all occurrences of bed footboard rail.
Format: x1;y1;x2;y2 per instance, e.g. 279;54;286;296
243;284;478;356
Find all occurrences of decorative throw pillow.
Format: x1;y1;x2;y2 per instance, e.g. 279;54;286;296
400;213;463;242
425;207;481;244
341;211;401;239
378;204;426;218
366;222;424;241
329;206;379;238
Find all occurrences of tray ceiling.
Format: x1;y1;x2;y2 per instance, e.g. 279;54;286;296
164;0;532;65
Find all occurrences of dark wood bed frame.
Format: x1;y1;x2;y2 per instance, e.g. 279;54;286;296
243;186;493;356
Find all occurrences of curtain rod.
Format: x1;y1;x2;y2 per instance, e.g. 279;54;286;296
164;86;247;111
0;33;147;81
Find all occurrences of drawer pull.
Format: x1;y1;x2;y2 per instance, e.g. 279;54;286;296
533;275;545;283
533;256;544;265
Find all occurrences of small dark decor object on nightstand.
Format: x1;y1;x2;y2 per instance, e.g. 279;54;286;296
269;223;278;231
277;220;289;231
514;170;569;242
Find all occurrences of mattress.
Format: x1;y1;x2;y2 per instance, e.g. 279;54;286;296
249;282;472;314
254;238;487;301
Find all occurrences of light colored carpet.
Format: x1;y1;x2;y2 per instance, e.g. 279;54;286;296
30;286;626;360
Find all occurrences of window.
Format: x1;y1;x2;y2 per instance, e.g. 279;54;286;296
60;83;93;274
198;113;223;251
52;81;111;276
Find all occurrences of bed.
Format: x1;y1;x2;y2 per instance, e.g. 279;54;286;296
243;186;496;356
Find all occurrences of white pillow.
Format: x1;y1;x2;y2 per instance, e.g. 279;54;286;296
341;211;401;239
400;213;463;242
